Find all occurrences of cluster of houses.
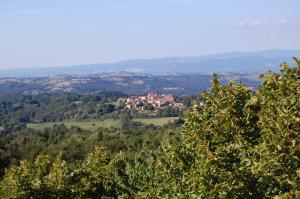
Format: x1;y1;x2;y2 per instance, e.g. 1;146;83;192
118;92;184;110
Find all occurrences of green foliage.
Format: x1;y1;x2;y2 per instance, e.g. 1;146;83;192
181;75;261;198
252;58;300;197
0;147;129;198
0;59;299;198
0;92;125;130
126;58;300;198
143;103;154;111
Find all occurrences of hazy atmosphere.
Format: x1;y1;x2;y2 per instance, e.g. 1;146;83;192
1;0;299;69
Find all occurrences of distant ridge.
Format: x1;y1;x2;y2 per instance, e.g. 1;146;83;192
1;49;300;78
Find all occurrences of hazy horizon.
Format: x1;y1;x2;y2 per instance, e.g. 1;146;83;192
1;0;299;69
0;48;299;70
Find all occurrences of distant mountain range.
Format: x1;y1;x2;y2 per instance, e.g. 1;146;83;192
1;49;300;78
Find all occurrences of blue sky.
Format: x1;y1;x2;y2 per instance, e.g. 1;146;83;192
0;0;299;69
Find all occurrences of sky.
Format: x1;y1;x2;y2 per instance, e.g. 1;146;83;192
0;0;299;69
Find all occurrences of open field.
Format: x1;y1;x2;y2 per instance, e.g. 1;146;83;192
27;119;121;131
27;117;178;131
133;117;178;126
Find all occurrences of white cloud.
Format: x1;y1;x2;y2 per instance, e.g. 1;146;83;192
273;18;287;24
251;20;262;26
238;19;288;28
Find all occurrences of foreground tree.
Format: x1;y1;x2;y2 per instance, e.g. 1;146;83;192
0;147;129;198
127;58;300;198
252;59;300;197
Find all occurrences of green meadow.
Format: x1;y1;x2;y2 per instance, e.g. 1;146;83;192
133;117;178;126
27;117;178;131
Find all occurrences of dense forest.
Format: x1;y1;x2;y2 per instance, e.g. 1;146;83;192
0;59;299;198
0;91;127;131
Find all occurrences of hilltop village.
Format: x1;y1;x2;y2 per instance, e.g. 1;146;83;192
118;92;184;110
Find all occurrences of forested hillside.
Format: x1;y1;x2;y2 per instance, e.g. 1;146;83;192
0;59;299;198
0;73;260;96
0;91;125;128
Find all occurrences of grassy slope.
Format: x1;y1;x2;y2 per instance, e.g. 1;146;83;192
27;117;178;131
133;117;178;125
